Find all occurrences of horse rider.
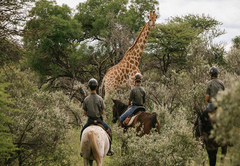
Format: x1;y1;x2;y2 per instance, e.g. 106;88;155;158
119;73;146;124
198;66;225;142
80;78;114;156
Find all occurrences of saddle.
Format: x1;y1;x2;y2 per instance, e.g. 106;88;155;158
89;120;105;129
123;106;145;127
89;120;112;142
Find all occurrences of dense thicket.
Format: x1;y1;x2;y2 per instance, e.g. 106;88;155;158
0;0;31;160
0;0;239;165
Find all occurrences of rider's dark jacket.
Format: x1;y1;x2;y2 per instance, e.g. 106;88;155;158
206;78;225;103
83;93;105;118
200;77;225;135
129;85;146;106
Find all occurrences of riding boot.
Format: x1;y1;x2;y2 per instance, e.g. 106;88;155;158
106;128;114;156
120;121;127;133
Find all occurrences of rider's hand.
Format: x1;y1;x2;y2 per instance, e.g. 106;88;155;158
128;100;131;106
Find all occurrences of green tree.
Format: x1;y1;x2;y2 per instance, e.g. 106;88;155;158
24;0;159;99
232;36;240;49
24;0;83;78
75;0;158;39
0;0;32;67
1;68;81;165
142;14;225;115
23;0;89;101
74;0;159;81
144;22;198;76
0;83;17;160
225;44;240;75
144;14;225;77
170;14;226;66
0;0;33;161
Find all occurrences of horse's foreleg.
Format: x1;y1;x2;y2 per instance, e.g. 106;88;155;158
157;118;161;133
220;146;227;165
84;159;90;166
150;112;160;133
207;149;218;166
89;160;93;166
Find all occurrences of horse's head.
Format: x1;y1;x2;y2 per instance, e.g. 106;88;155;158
112;99;128;123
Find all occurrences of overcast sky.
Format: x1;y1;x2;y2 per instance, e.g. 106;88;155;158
56;0;240;49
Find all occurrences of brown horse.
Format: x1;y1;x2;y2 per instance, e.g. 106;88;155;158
194;109;228;166
112;99;160;135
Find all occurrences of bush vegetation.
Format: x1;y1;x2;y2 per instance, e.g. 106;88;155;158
0;0;239;165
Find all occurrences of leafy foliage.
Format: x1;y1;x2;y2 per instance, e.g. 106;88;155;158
144;14;226;78
225;45;240;75
1;0;240;165
103;92;205;166
0;83;17;159
1;68;82;165
232;36;240;49
0;0;32;67
23;0;159;102
211;78;240;165
24;0;83;77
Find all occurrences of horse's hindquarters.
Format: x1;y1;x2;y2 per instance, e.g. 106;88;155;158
80;126;110;164
80;132;93;159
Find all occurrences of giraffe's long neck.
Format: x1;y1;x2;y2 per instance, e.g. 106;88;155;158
122;22;151;66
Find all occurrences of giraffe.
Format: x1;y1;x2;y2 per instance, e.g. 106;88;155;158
100;11;157;97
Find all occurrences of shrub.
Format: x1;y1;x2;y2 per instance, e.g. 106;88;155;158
212;78;240;165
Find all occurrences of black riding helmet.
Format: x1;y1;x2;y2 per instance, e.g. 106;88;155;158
209;66;218;75
134;73;142;82
88;78;98;89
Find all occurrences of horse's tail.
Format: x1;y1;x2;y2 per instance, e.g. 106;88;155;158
100;77;105;97
151;112;161;133
88;131;101;164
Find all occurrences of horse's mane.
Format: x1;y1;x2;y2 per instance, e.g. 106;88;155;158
113;99;128;115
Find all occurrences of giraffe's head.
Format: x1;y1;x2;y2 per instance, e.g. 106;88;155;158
148;11;157;28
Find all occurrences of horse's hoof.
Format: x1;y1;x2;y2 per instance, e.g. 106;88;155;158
107;150;114;156
80;152;83;157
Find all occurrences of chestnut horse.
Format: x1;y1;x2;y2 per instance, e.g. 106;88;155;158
194;109;228;166
112;99;160;135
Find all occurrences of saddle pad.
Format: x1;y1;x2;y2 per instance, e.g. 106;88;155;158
125;111;142;127
89;124;111;141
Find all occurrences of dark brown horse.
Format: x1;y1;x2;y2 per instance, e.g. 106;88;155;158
194;109;228;166
112;99;160;135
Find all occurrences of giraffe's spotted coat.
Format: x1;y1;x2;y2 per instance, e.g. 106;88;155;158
101;11;157;96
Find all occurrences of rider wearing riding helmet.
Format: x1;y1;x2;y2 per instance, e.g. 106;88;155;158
119;73;146;124
198;66;225;141
81;78;114;156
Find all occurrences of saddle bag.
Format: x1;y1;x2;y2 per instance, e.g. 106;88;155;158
123;116;131;126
